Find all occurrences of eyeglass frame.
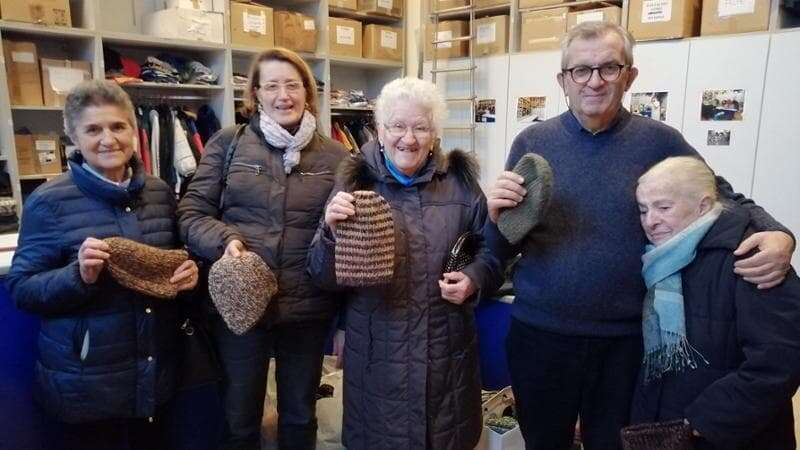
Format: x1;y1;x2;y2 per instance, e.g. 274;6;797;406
256;81;306;95
561;63;629;84
382;122;434;139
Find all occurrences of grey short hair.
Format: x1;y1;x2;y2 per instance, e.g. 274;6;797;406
63;80;136;140
639;156;719;203
561;22;635;69
374;77;447;136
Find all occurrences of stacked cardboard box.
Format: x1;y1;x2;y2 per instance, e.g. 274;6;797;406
435;0;468;11
329;17;363;58
425;20;469;60
520;8;568;52
142;8;224;43
363;25;403;61
567;6;622;29
519;0;571;8
331;0;358;10
230;1;275;48
274;11;317;53
701;0;770;36
358;0;403;18
15;134;62;176
475;15;509;56
40;59;91;107
0;0;72;26
475;0;511;7
628;0;701;41
3;41;44;106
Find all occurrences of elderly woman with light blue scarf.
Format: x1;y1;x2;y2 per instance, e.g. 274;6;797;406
629;156;800;450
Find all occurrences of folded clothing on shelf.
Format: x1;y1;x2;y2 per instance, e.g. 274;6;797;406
141;56;181;84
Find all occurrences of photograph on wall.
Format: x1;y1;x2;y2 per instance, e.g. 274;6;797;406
476;99;496;123
701;89;745;121
630;92;668;122
517;96;547;123
707;129;732;146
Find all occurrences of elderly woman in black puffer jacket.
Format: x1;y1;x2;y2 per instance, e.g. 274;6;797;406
7;80;198;450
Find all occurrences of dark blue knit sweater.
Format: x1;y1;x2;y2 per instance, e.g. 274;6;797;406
486;109;787;337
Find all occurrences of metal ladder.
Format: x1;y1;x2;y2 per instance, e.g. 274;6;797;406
430;2;477;153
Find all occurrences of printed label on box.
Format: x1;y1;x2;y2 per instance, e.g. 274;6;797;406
477;23;496;44
577;11;605;24
37;150;57;164
718;0;755;17
336;26;355;45
11;52;35;63
48;67;87;94
304;19;316;30
642;0;672;23
381;30;398;49
243;11;267;35
436;30;453;49
35;140;57;152
378;0;393;8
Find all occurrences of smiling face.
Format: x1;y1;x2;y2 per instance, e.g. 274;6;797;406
377;99;435;177
255;60;307;128
557;32;638;131
72;104;136;181
636;180;712;246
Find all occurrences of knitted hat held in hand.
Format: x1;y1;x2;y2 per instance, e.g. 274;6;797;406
104;237;189;300
497;153;554;245
620;420;694;450
335;190;395;287
208;252;278;335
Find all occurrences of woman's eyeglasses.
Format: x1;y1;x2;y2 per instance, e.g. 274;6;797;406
383;123;432;139
258;81;305;94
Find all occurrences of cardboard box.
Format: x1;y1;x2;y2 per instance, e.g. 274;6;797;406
435;0;468;11
701;0;770;36
519;0;570;8
163;0;214;11
475;0;511;7
98;0;139;33
274;11;317;53
363;24;403;61
628;0;701;41
425;20;469;60
331;0;358;10
142;8;224;43
230;2;275;48
3;41;44;106
475;15;509;56
358;0;403;18
14;134;62;176
520;8;568;52
40;59;91;107
328;17;363;58
567;6;622;29
0;0;71;26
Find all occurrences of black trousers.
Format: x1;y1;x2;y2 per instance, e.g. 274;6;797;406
211;317;330;450
506;318;643;450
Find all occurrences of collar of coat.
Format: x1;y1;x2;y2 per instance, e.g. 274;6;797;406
68;151;146;206
695;204;752;252
336;140;480;192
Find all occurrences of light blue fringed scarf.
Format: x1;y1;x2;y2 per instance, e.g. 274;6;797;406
641;203;723;383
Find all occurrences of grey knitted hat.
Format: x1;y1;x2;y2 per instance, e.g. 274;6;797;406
335;190;395;287
208;252;278;335
497;153;554;245
104;237;189;300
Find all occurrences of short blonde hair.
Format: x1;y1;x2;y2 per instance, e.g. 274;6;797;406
561;22;635;69
244;47;319;118
374;77;447;136
639;156;718;203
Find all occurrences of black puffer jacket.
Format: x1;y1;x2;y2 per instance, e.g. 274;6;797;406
308;141;502;450
6;153;182;424
631;206;800;450
178;115;348;325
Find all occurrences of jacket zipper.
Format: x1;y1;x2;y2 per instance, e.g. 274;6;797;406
229;162;263;175
298;170;332;176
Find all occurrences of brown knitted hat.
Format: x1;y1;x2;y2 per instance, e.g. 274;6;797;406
335;190;395;287
104;237;189;300
620;420;694;450
208;252;278;335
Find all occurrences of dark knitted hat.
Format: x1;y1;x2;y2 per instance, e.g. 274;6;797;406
335;190;395;287
208;252;278;335
620;420;694;450
497;153;554;245
104;237;189;300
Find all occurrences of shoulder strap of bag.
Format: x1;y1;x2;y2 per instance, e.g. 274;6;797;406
221;123;247;187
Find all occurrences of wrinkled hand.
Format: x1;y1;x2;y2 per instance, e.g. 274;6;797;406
439;272;477;305
332;329;345;369
487;171;526;223
324;191;355;234
733;231;794;289
78;237;110;285
170;259;199;292
225;239;246;258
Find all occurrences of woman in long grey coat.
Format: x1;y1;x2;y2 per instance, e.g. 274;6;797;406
307;77;502;450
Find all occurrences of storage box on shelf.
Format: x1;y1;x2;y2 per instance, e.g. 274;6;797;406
425;20;469;60
519;0;570;8
14;134;62;177
0;0;71;27
567;5;621;29
701;0;771;36
274;11;317;53
628;0;702;41
230;1;275;48
363;24;403;61
40;58;92;107
475;15;509;56
520;7;568;52
331;0;358;10
3;40;44;106
142;8;224;44
358;0;403;18
329;17;363;58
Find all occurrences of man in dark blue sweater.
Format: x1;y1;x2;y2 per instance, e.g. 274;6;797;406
485;22;795;450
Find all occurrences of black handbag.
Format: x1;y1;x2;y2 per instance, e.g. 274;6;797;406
177;265;222;390
620;419;695;450
443;232;478;273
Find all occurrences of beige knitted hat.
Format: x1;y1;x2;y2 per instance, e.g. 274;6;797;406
208;252;278;335
104;237;189;300
335;190;395;287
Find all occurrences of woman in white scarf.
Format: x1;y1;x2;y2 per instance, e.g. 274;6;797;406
628;156;800;450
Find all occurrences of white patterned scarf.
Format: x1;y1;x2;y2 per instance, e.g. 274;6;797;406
258;106;316;174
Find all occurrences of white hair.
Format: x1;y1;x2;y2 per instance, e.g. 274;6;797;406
561;22;635;69
374;77;447;136
639;156;719;203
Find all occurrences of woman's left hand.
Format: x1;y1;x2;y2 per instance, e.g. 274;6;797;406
439;272;477;305
170;259;199;292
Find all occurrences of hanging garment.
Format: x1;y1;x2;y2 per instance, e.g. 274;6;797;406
149;108;161;177
196;105;220;143
173;113;197;179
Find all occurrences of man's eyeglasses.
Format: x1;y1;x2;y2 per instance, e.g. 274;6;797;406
258;81;305;94
383;123;433;139
561;63;628;84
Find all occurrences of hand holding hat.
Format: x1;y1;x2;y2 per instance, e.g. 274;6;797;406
103;237;190;299
496;153;554;245
208;251;278;335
